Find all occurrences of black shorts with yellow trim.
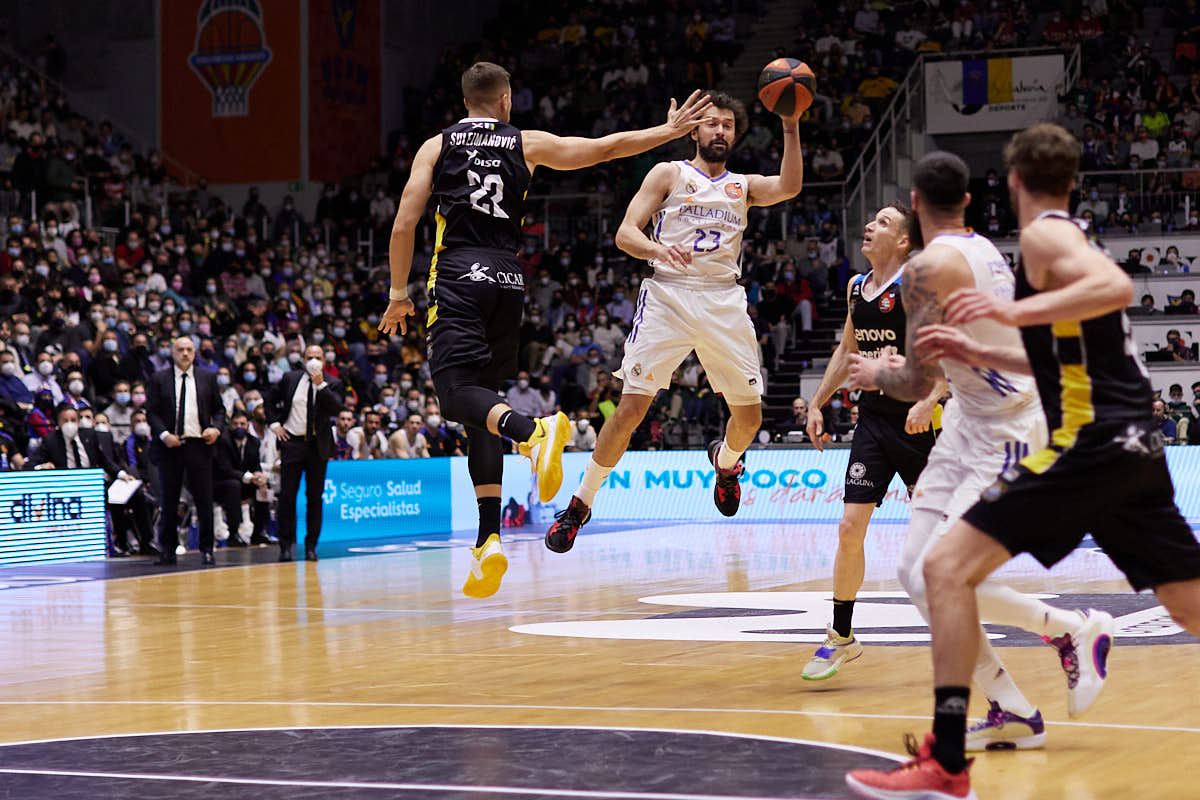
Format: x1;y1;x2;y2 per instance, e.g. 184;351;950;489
843;409;936;506
425;247;526;386
962;420;1200;591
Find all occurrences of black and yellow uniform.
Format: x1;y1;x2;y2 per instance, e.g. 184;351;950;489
425;117;531;384
844;269;936;505
963;211;1200;590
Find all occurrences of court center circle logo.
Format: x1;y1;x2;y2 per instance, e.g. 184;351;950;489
849;461;867;479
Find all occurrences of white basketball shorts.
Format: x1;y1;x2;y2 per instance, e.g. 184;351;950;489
911;397;1048;524
615;277;763;405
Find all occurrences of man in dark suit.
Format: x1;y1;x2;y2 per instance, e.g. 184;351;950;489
82;408;157;556
146;337;225;565
267;343;342;562
27;403;152;556
214;408;268;547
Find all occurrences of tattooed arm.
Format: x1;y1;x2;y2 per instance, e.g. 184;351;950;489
847;246;974;402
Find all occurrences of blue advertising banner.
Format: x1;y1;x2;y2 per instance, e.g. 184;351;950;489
450;447;1200;529
450;450;915;529
297;458;452;543
0;469;107;564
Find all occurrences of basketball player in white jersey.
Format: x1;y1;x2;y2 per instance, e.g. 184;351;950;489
847;151;1114;756
544;91;805;552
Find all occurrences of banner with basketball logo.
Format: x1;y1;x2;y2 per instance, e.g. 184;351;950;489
308;0;382;183
923;54;1064;135
160;0;302;182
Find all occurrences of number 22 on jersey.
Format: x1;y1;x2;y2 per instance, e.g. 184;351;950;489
468;171;509;218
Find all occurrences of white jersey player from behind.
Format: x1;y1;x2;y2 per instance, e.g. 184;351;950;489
545;90;805;552
848;151;1115;754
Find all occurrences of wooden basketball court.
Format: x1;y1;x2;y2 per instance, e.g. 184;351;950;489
1;520;1195;798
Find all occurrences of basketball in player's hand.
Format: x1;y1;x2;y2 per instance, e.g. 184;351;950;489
757;58;816;118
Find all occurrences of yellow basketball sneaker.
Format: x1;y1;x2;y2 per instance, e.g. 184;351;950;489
462;533;507;599
518;412;571;502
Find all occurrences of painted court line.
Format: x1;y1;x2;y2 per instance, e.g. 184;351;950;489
0;700;1196;735
0;768;791;799
0;723;903;763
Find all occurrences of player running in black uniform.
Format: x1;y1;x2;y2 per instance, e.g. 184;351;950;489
845;123;1200;799
801;204;946;680
379;62;711;598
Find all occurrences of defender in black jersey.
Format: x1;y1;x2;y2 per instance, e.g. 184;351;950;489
801;204;944;680
379;61;712;598
844;124;1200;798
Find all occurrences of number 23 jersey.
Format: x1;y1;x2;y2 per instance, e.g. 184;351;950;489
432;117;530;253
648;161;748;283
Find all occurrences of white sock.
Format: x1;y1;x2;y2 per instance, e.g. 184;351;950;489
575;458;613;507
973;633;1038;717
977;582;1078;639
717;440;744;470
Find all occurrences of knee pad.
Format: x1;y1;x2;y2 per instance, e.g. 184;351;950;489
433;366;504;429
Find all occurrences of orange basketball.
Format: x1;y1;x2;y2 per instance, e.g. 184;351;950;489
757;58;816;117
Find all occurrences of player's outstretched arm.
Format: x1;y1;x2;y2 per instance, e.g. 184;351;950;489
806;276;859;450
848;247;973;402
523;90;711;173
614;162;691;270
380;135;441;335
944;218;1133;328
747;114;804;207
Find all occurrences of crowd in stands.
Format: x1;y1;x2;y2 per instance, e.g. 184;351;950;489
4;1;1200;551
1050;1;1200;239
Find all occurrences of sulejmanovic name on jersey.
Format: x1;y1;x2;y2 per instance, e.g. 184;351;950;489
446;130;519;149
849;270;912;417
431;117;530;255
1016;210;1154;468
648;161;748;284
925;232;1036;416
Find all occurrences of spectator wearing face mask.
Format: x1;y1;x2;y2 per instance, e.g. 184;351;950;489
266;343;343;561
592;312;624;362
120;334;157;384
607;288;635;326
23;351;63;403
506;371;542;418
535;374;559;416
102;381;135;442
365;363;391;405
7;322;36;374
571;328;602;359
421;410;462;457
215;366;241;415
567;417;597;451
0;350;34;411
1074;186;1109;220
27;403;153;555
63;369;91;410
88;329;127;400
215;409;269;547
520;308;553;372
37;308;87;355
375;386;401;426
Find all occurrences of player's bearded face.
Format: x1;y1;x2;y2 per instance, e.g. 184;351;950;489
695;116;733;163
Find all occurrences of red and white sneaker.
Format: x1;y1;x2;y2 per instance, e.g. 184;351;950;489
846;733;976;800
707;439;744;517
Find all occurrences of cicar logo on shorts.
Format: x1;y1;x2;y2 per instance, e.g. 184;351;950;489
462;262;525;290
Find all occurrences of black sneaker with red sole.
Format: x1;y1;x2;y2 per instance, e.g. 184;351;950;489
545;496;592;553
707;439;744;517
